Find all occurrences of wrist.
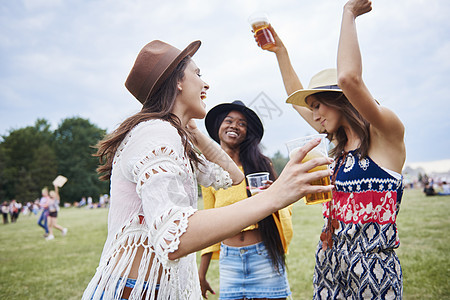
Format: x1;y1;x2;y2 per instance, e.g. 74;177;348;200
343;5;357;19
187;126;200;136
275;46;288;56
255;188;280;213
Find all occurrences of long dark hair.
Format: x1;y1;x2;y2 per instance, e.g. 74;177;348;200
313;92;371;159
213;111;286;271
95;56;201;180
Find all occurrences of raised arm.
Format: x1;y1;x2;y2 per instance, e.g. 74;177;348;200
53;185;60;201
187;119;244;185
337;0;404;140
255;25;321;133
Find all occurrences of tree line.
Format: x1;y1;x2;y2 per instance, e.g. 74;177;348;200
0;117;290;204
0;118;109;204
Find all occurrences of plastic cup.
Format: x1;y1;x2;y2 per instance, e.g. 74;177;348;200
285;134;332;205
246;172;270;195
248;12;275;50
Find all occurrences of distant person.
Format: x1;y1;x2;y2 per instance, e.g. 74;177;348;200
21;202;30;216
2;201;9;224
9;199;20;223
82;39;333;299
46;185;68;241
438;181;450;195
87;196;93;209
32;199;40;215
423;183;436;196
99;195;105;208
23;201;33;216
38;187;50;237
253;0;405;298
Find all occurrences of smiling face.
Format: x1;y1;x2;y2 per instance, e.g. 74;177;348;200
306;94;344;134
218;110;248;149
177;60;209;120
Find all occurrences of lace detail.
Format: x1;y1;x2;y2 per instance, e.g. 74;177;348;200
149;207;197;263
132;145;191;197
113;131;133;166
196;154;233;190
210;163;232;190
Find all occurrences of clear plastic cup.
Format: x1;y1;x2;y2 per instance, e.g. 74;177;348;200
246;172;270;195
285;134;332;205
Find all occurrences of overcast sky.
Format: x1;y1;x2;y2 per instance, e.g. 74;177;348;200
1;0;449;166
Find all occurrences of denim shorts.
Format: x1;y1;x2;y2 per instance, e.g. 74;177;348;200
219;242;291;299
91;277;157;300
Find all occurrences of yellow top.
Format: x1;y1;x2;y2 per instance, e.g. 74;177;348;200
200;166;293;259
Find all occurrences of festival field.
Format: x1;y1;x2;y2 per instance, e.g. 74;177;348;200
0;189;448;299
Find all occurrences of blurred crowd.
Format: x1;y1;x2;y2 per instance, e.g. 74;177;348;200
1;193;110;241
422;178;450;196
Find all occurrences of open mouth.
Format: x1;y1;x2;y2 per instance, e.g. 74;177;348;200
200;93;206;100
226;131;238;138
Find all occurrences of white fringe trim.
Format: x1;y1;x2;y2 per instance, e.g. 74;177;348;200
82;206;197;300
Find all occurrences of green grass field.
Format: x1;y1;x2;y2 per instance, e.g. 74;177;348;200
0;189;449;299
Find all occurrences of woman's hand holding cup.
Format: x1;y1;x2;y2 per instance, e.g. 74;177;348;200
265;138;334;209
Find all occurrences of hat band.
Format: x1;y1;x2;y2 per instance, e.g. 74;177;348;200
138;47;181;102
313;84;340;90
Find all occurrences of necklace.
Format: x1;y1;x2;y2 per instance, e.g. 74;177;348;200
320;151;347;250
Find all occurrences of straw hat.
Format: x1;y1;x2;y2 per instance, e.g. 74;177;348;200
205;100;264;143
286;68;343;108
125;40;201;104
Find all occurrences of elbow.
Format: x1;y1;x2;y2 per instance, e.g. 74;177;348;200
168;250;183;261
233;173;245;186
337;72;362;91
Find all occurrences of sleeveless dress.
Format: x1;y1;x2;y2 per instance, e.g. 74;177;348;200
313;150;403;300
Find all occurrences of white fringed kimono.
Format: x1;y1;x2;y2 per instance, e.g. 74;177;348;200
82;119;232;300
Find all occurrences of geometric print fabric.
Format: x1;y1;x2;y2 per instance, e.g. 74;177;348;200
313;151;404;299
313;246;402;299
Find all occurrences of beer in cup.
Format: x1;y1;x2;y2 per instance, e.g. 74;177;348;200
285;134;332;205
248;12;275;50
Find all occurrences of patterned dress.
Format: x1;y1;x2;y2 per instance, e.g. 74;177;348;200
313;150;404;300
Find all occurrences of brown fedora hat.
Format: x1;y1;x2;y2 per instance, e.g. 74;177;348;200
125;40;201;104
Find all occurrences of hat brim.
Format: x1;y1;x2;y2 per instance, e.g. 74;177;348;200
205;103;264;143
286;88;343;108
146;40;201;101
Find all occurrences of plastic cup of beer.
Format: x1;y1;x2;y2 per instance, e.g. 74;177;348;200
246;172;270;195
248;12;275;50
285;134;332;205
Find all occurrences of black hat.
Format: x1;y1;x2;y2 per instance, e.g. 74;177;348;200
205;100;264;143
